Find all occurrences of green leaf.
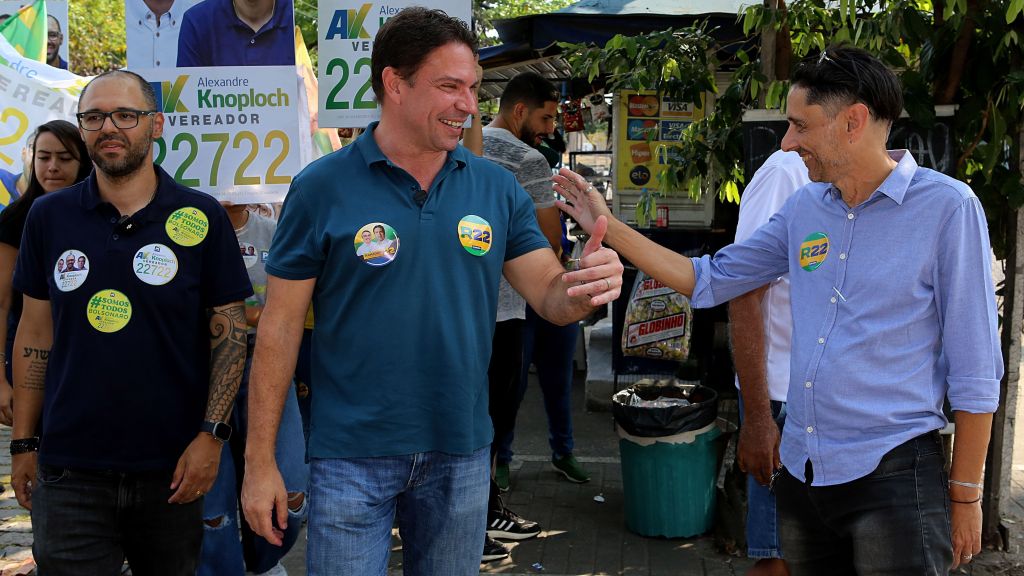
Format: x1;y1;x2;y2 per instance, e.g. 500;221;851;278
589;59;600;83
688;177;701;201
1008;0;1024;24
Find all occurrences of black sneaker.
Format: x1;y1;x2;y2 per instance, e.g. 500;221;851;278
487;505;542;540
482;535;510;562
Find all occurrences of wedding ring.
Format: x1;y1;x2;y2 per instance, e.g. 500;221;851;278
962;553;973;561
604;278;611;291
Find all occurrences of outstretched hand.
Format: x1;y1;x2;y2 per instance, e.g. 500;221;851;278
553;167;613;235
561;215;623;307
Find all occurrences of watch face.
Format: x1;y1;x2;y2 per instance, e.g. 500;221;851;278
212;422;231;441
204;421;231;441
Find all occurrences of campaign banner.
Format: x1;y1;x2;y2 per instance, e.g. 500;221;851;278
0;33;83;182
126;0;294;69
317;0;471;128
0;0;68;68
615;90;703;193
124;0;202;69
135;67;301;204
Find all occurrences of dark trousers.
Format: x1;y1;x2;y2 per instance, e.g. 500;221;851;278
32;465;203;576
488;318;524;456
775;431;952;576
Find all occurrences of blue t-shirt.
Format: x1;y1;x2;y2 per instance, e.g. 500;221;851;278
14;166;252;471
268;123;549;458
177;0;294;67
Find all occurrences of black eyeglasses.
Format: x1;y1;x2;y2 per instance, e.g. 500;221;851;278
76;109;157;131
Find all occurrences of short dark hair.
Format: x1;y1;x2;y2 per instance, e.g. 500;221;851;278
371;7;477;105
791;45;902;125
498;72;559;114
78;70;158;112
0;119;91;231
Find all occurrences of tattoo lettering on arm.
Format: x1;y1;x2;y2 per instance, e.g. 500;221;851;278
20;346;49;391
205;303;247;422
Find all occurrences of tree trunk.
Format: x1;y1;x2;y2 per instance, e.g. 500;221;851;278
983;123;1024;548
758;0;779;107
934;0;977;105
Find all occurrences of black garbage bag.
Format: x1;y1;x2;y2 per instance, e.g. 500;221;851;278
612;379;717;437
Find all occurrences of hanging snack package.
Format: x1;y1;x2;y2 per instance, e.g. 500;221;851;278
621;271;692;361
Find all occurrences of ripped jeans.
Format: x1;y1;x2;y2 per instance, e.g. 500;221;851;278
198;337;309;575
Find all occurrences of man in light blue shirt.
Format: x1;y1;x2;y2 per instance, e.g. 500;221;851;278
557;45;1000;575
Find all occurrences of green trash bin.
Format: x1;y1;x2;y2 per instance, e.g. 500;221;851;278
617;421;721;538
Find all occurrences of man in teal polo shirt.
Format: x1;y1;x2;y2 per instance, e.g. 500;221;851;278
240;7;623;575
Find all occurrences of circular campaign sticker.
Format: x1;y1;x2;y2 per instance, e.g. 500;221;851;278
133;243;179;286
799;232;830;271
165;207;209;247
353;223;399;266
239;242;258;268
53;249;89;292
87;289;132;333
457;215;492;256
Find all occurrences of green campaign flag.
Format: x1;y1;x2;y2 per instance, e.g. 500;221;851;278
0;0;48;62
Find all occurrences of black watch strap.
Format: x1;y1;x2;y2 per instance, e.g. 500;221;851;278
201;420;232;443
10;437;39;455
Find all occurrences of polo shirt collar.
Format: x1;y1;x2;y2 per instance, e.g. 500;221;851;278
355;121;469;172
822;149;918;206
80;164;179;223
221;0;288;36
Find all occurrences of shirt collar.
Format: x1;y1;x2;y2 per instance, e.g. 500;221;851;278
822;149;918;206
355;121;469;172
222;0;289;35
80;164;179;222
127;0;187;28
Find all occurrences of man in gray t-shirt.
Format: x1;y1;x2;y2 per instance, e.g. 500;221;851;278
478;72;563;558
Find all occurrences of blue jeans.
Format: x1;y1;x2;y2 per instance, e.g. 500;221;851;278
739;398;786;559
775;431;952;575
32;465;203;576
199;337;309;575
497;306;578;462
307;446;490;575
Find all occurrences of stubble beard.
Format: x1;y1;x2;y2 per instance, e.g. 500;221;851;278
91;131;153;181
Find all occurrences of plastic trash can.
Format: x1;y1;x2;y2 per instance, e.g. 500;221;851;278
613;380;719;538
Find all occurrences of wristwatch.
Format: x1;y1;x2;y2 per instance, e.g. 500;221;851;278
200;420;232;443
9;436;39;455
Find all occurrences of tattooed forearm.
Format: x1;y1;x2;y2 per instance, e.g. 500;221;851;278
19;347;49;391
205;302;247;422
22;347;48;360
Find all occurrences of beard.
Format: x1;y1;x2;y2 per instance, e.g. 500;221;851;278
90;132;152;179
519;125;540;146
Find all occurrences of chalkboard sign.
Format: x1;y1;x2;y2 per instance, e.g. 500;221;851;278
742;107;956;177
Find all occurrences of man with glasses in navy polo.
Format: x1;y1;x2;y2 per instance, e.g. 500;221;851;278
557;45;1001;575
9;70;251;575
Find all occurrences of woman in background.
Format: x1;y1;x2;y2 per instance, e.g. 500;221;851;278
0;120;91;425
